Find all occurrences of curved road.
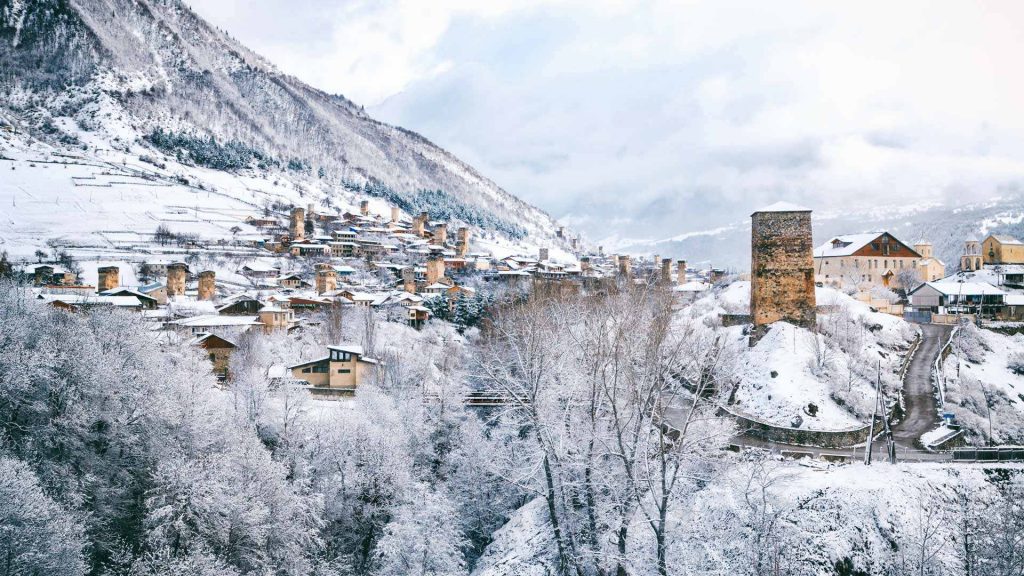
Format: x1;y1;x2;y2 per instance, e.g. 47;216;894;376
892;323;953;448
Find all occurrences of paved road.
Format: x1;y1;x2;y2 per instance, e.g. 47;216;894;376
892;323;953;448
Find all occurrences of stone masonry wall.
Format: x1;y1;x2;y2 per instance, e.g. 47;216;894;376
750;210;816;330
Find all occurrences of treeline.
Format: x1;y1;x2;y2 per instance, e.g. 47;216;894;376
144;128;308;173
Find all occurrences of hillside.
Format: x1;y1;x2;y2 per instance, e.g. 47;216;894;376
0;0;563;256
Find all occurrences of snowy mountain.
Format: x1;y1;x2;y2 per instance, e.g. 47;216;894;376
0;0;564;255
608;196;1024;272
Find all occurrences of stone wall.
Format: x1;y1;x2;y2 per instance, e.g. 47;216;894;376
750;209;816;331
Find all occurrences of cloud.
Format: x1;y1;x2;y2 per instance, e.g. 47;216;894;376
192;0;1024;246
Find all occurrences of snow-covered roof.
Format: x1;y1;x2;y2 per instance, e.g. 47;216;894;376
1005;294;1024;306
813;233;884;258
753;201;811;214
914;281;1005;297
328;343;364;356
40;294;143;307
989;234;1023;245
172;314;262;327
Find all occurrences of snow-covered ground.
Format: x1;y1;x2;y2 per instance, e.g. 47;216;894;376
942;326;1024;443
683;281;916;431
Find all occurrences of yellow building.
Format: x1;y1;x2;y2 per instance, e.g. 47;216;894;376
983;234;1024;265
912;241;946;283
288;344;378;391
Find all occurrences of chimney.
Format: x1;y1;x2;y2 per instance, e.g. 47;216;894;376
661;258;672;284
426;255;446;285
619;255;632;278
676;260;687;285
401;266;416;293
391;206;400;223
315;264;337;295
97;265;119;293
290;207;306;243
539;247;550;262
433;223;448;245
166;263;188;297
360;200;369;216
198;270;216;301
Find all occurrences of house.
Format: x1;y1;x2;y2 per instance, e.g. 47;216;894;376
813;232;922;288
908;281;1005;316
170;314;263;337
288;344;379;392
258;307;294;332
138;282;168;305
289;243;331;257
277;274;310;290
38;294;144;311
329;241;358;257
408;305;430;328
983;234;1024;265
217;295;264;315
190;333;236;381
99;287;159;310
24;264;77;286
240;262;281;279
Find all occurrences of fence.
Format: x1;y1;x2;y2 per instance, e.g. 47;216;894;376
904;310;932;324
952;447;1024;462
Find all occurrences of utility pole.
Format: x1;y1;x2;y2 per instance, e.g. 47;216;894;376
865;360;881;465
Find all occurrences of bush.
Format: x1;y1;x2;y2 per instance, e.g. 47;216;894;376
1009;351;1024;375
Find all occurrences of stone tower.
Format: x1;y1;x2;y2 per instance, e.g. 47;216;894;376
391;206;400;223
580;256;591;273
750;203;816;332
456;227;470;257
661;258;672;284
426;255;446;285
401;267;417;293
198;270;216;301
166;263;188;298
961;238;982;272
315;264;337;295
360;200;369;216
413;212;428;236
539;247;549;262
677;260;687;285
433;223;448;245
97;266;119;292
290;207;306;243
618;255;632;277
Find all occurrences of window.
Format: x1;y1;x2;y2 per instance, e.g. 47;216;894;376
302;367;312;374
209;353;216;362
330;350;353;362
337;369;351;374
312;365;329;374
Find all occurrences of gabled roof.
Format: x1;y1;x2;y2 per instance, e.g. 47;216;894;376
988;234;1023;245
189;332;238;348
910;281;1005;297
100;287;157;301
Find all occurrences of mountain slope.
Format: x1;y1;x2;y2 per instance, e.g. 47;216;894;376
0;0;559;242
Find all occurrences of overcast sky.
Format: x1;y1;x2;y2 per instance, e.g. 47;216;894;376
192;1;1024;246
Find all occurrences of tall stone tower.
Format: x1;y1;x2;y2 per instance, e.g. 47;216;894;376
315;264;337;295
661;258;672;284
539;247;549;262
456;227;470;257
360;200;370;216
676;260;687;285
433;223;448;245
166;263;188;298
290;207;306;243
750;203;816;332
391;206;400;224
401;267;417;293
197;270;216;301
413;212;428;236
618;255;632;278
97;266;119;292
426;255;446;285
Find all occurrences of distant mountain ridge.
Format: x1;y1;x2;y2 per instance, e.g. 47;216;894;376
0;0;560;241
608;196;1024;272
